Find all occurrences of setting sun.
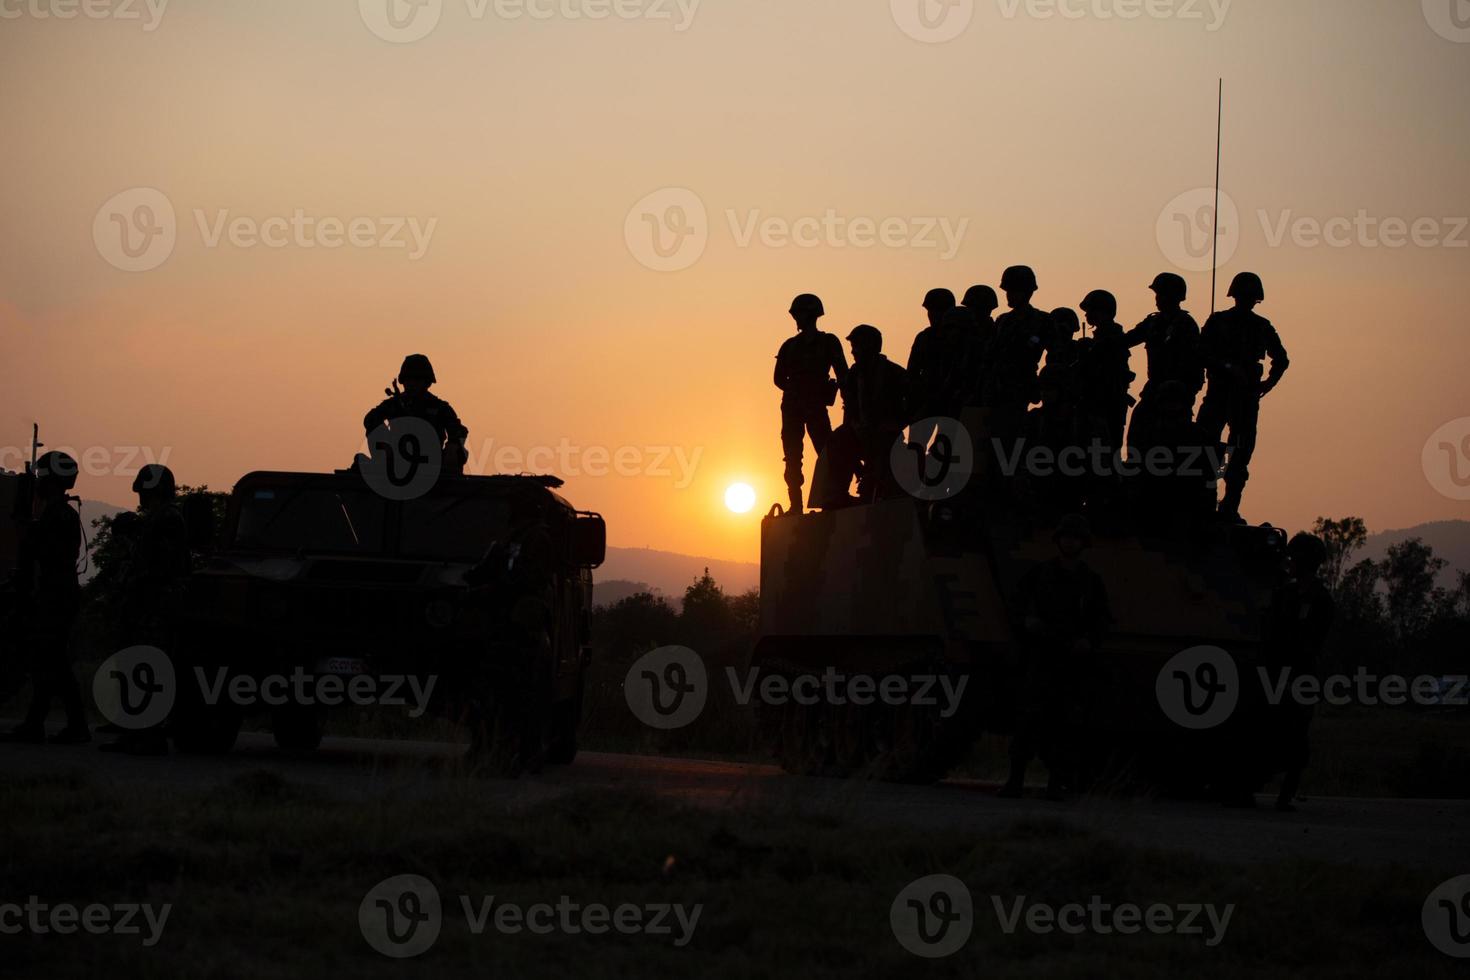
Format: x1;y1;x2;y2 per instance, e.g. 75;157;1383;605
724;483;757;515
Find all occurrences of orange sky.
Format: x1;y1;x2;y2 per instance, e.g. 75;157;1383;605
3;0;1468;563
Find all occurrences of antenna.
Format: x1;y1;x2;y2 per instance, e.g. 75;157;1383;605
1211;78;1223;316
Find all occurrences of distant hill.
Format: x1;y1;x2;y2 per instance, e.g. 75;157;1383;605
1361;520;1470;583
596;547;759;605
78;499;128;581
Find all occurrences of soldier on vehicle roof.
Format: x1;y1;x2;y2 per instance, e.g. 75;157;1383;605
774;294;848;516
364;354;471;476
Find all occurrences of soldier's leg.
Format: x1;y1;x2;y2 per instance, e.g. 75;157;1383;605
781;404;807;513
805;404;833;457
1219;396;1260;517
1195;384;1229;444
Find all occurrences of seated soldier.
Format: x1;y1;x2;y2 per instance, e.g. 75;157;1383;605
809;325;909;509
363;354;470;475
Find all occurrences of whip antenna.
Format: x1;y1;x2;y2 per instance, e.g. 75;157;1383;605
1211;78;1223;316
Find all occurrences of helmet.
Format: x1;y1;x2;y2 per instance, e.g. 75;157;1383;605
398;354;436;385
789;293;825;317
1228;272;1265;303
1051;308;1081;337
1148;273;1187;302
846;324;883;350
1000;266;1038;291
1287;532;1328;572
1056;513;1092;544
922;288;956;312
962;285;998;312
1079;289;1118;321
132;464;177;496
34;450;79;492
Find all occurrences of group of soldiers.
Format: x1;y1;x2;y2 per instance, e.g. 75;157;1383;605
1;455;189;750
774;266;1290;522
1;353;468;750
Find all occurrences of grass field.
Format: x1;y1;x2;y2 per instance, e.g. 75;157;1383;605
0;768;1464;979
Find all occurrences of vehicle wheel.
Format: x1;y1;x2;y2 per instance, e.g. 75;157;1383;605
271;705;323;752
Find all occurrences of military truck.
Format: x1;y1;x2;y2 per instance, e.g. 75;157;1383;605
756;491;1287;788
169;469;605;775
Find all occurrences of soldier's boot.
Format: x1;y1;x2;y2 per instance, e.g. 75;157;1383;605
787;486;804;516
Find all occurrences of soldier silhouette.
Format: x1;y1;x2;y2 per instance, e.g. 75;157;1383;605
906;288;960;447
1124;273;1203;455
1263;532;1334;812
985;266;1053;448
99;464;191;755
774;294;847;515
809;325;908;508
363;354;470;476
1076;289;1136;458
1197;272;1290;522
959;284;1000;409
0;451;88;745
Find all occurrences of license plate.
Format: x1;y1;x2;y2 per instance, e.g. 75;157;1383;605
316;657;369;676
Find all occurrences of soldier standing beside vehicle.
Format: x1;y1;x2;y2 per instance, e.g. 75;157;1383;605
99;464;192;755
0;452;88;745
1000;514;1110;801
364;354;471;476
1124;273;1202;453
1196;273;1290;522
774;294;848;515
1264;532;1334;812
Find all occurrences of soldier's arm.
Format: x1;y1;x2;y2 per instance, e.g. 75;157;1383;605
1122;319;1151;350
1261;325;1290;395
773;347;791;392
363;397;394;433
828;335;849;385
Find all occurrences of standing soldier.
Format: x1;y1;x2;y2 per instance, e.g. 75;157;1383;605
906;288;959;447
774;294;848;515
100;464;192;755
1197;272;1290;522
0;451;88;745
364;354;471;476
809;325;909;508
985;266;1054;445
1124;273;1202;452
1265;532;1334;811
1077;289;1136;457
1000;514;1110;800
960;284;1000;409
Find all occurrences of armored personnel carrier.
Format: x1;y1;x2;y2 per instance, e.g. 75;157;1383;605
168;468;605;775
755;482;1287;787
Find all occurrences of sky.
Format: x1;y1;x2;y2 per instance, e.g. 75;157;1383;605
2;0;1468;563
